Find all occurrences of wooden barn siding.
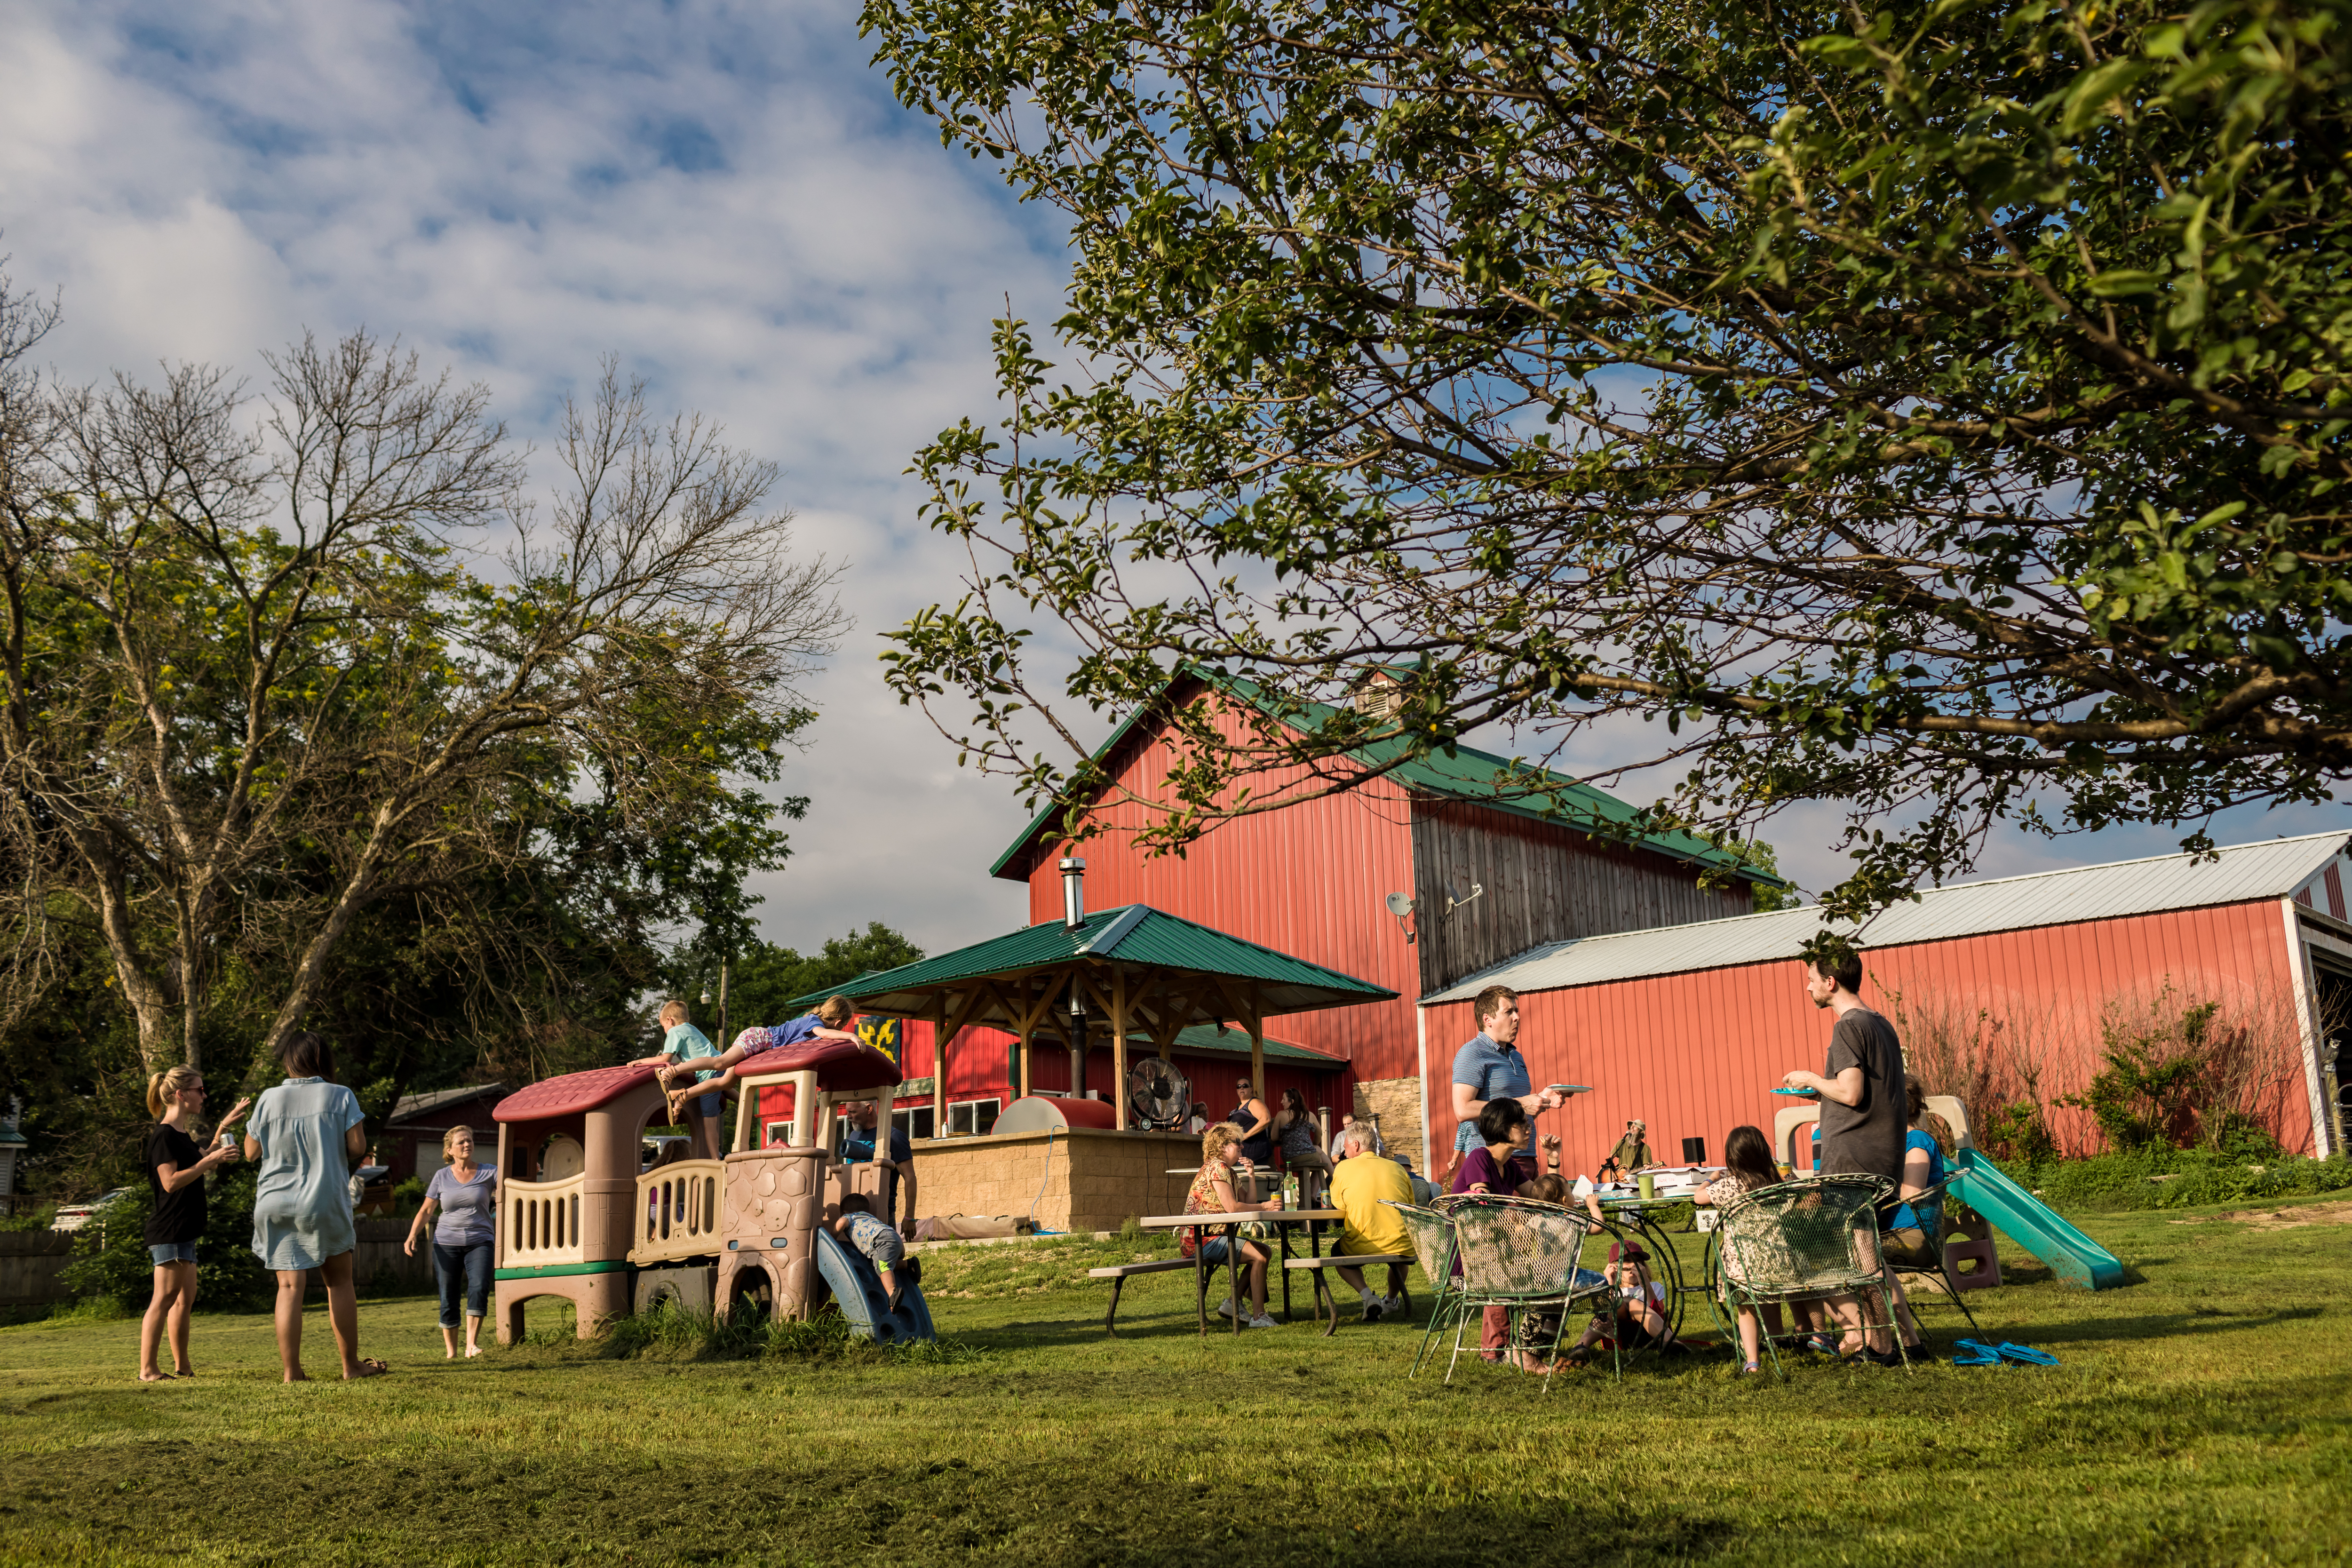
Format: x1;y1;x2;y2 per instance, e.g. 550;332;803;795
1416;900;2313;1169
1410;800;1753;995
1020;704;1425;1081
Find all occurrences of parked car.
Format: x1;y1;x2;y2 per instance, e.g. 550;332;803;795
50;1188;135;1234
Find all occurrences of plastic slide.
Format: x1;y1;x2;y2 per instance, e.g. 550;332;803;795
812;1226;937;1344
1949;1148;2125;1290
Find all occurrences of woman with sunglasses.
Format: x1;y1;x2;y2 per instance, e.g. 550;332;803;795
138;1067;251;1381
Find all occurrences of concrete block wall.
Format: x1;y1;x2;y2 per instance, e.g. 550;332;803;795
911;1128;1203;1234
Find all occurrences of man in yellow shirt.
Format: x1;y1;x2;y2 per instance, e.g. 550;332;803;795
1327;1124;1414;1320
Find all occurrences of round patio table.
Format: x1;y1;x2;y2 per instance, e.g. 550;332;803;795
1590;1190;1708;1343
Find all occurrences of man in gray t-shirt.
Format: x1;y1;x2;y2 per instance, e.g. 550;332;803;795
1783;942;1909;1362
1783;949;1907;1182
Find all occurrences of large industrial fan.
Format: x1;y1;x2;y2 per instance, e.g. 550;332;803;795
1126;1056;1192;1131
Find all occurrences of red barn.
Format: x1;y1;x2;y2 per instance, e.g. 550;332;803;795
986;675;1782;1162
1416;831;2350;1169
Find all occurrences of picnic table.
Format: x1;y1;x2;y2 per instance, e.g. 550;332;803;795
1139;1209;1341;1335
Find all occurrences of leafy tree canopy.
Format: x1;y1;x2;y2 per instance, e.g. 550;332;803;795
697;923;928;1036
866;0;2352;916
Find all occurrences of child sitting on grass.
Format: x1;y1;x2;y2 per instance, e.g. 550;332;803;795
832;1194;921;1313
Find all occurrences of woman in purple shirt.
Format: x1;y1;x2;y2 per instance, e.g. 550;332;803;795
1450;1098;1542;1365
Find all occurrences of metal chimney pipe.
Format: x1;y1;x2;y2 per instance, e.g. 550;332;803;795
1060;857;1086;929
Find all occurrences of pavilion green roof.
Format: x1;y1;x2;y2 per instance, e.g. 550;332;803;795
784;902;1395;1030
1141;1022;1338;1067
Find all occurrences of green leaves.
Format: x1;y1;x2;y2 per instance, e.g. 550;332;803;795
867;0;2352;915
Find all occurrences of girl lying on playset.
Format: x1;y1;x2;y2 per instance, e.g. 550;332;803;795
656;995;865;1124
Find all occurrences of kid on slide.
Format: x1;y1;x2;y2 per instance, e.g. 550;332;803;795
832;1194;921;1313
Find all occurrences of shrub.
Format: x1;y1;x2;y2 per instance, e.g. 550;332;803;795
57;1169;270;1312
2004;1148;2352;1214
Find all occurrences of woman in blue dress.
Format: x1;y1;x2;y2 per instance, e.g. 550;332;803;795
244;1030;387;1380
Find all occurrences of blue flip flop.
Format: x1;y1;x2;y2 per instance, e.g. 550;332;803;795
1952;1338;2002;1367
1995;1341;2058;1366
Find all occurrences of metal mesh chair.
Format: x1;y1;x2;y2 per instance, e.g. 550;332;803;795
1382;1200;1461;1377
1881;1173;1984;1342
1715;1174;1910;1379
1435;1194;1614;1386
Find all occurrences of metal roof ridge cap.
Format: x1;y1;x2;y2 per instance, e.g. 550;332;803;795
1075;903;1152;955
1890;828;2352;902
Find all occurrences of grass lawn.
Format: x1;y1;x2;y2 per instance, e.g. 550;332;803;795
2;1195;2348;1567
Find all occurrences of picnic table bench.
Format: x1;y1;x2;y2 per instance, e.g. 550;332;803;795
1088;1256;1199;1336
1283;1251;1415;1335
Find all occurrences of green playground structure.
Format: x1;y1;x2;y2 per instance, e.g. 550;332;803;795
1948;1148;2125;1290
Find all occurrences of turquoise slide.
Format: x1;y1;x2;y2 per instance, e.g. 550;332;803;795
813;1226;937;1344
1949;1148;2126;1290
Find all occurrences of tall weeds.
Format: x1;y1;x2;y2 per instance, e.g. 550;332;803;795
1887;978;2311;1161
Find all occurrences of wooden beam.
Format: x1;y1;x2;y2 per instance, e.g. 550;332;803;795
1241;986;1265;1107
1111;969;1129;1130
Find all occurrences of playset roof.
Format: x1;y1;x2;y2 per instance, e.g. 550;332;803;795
493;1036;902;1124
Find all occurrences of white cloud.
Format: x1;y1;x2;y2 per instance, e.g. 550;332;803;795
2;0;2335;965
0;0;1049;955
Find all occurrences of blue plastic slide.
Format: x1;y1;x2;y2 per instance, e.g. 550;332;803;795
1949;1148;2125;1290
812;1226;937;1344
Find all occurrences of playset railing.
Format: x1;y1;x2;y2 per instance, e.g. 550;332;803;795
632;1160;726;1266
503;1173;588;1268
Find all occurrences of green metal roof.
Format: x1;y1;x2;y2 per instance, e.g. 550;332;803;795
1141;1022;1342;1068
784;902;1396;1024
988;671;1782;884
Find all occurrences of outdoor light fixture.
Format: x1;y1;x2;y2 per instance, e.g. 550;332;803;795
1061;856;1087;929
699;988;711;1006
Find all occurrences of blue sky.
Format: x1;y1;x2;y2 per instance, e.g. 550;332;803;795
2;0;2340;960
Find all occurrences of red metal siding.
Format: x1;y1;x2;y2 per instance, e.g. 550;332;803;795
1417;900;2314;1169
1020;703;1425;1080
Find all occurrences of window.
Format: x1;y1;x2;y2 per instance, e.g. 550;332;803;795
892;1106;935;1141
947;1098;1001;1138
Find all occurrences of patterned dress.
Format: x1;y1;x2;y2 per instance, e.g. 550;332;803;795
1180;1162;1232;1258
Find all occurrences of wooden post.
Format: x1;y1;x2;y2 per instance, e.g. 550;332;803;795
1111;970;1130;1130
931;1002;949;1139
1247;995;1266;1112
1018;1027;1032;1099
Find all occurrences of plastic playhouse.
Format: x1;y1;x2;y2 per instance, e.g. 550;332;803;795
489;1033;935;1344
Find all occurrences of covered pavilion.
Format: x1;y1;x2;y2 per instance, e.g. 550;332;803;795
787;873;1396;1133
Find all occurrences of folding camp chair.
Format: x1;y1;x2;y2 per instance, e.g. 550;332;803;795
1715;1174;1911;1380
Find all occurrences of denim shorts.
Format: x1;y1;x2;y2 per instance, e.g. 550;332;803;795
1199;1237;1243;1266
693;1090;722;1120
149;1242;198;1266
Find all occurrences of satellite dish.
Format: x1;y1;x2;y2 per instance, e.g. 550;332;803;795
1385;891;1414;917
1126;1057;1192;1131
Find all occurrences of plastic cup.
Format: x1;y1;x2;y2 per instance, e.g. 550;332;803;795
1637;1173;1656;1200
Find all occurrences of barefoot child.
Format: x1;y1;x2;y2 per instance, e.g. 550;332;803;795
630;999;723;1159
661;997;864;1124
831;1194;921;1313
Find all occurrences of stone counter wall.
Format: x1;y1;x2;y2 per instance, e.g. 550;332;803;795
910;1128;1204;1234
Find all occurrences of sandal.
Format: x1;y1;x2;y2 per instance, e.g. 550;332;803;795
347;1358;392;1379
